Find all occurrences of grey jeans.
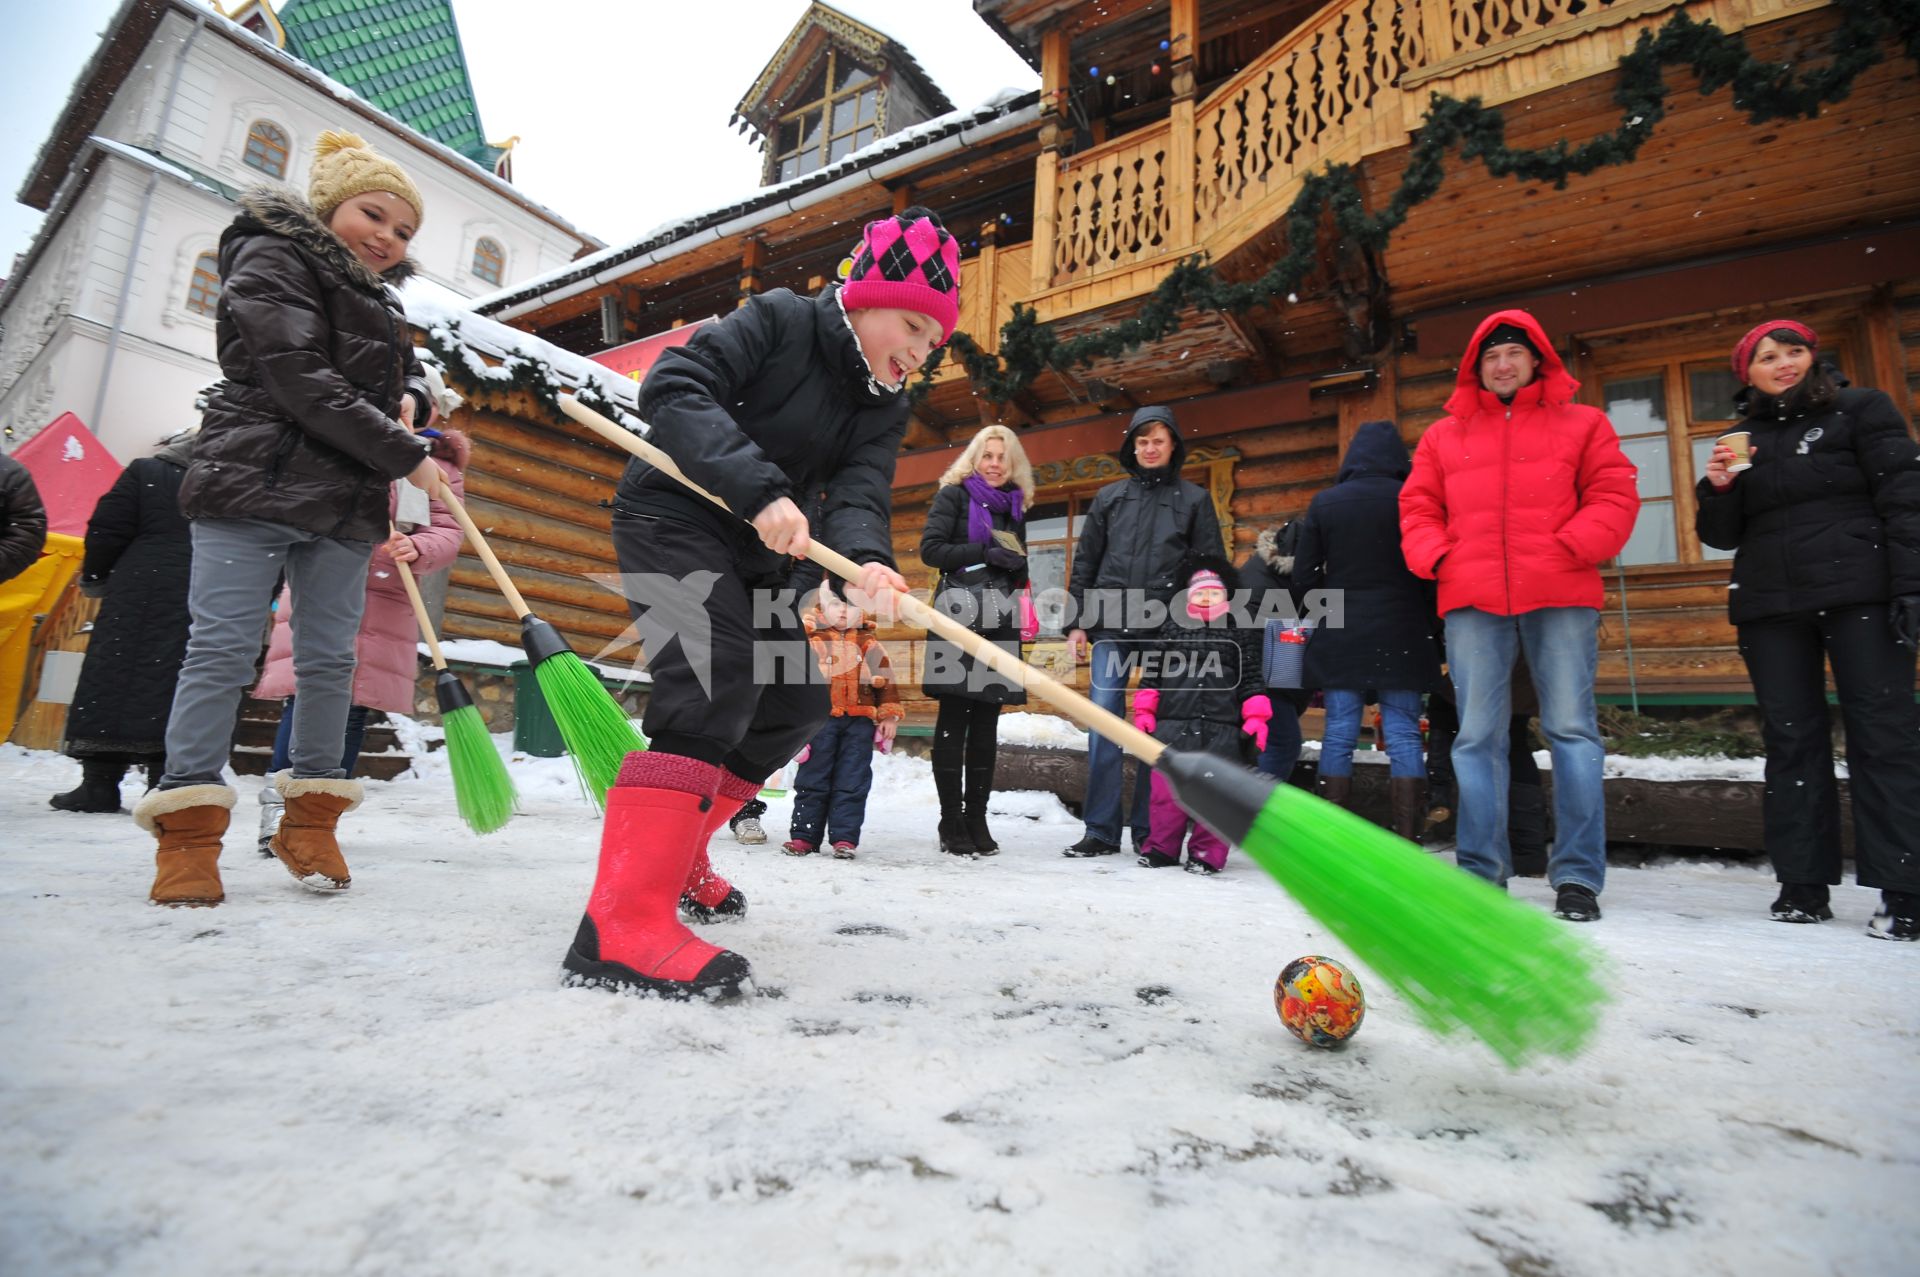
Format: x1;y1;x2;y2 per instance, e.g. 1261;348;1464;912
161;518;374;787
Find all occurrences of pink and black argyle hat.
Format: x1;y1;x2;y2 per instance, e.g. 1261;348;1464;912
839;206;961;343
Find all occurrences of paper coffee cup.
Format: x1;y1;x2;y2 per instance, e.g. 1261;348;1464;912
1717;430;1752;472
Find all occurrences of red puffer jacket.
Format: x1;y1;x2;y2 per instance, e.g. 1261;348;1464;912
1399;309;1640;617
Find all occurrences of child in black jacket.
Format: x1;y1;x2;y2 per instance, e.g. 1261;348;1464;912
564;208;961;999
1129;555;1270;874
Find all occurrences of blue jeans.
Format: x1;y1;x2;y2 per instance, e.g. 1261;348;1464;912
1256;696;1304;781
1444;607;1607;892
1084;638;1151;845
1319;688;1425;779
269;698;371;777
790;715;875;846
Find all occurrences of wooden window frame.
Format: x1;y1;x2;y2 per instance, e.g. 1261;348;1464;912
471;236;505;285
766;48;883;184
242;119;289;178
184;251;221;316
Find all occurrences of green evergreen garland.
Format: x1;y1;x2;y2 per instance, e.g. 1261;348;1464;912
917;0;1920;405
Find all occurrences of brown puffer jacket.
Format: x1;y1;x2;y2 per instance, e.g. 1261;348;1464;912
181;188;430;541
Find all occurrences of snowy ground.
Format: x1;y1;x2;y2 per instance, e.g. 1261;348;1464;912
2;735;1914;1277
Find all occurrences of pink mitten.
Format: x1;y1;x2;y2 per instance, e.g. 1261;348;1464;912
1132;687;1161;735
795;745;812;766
1019;587;1039;642
1241;693;1273;753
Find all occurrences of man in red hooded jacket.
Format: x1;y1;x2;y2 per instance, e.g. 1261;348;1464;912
1399;310;1639;921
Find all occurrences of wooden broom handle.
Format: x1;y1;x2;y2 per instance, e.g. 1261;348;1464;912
556;394;1164;766
432;478;533;619
389;524;447;671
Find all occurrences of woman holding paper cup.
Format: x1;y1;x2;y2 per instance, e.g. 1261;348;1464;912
1696;319;1920;940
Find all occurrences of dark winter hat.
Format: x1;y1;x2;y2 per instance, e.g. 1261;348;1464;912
1731;319;1817;385
839;206;961;343
1477;322;1541;362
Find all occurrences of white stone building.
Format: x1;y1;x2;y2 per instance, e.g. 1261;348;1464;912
0;0;599;462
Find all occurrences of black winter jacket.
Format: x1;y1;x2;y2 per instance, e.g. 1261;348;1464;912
1696;384;1920;625
183;189;430;541
919;480;1028;704
65;443;194;757
1296;420;1443;692
1134;555;1264;762
0;454;48;583
1068;406;1224;637
620;287;907;584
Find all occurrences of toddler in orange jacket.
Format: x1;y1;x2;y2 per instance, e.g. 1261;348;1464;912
783;580;902;859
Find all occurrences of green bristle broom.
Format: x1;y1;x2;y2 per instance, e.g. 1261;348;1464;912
434;479;644;804
558;395;1607;1064
393;548;516;834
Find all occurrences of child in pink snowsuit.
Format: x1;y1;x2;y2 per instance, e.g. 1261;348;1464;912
1130;557;1271;874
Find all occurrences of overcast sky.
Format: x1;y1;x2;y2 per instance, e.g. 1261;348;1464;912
0;0;1038;269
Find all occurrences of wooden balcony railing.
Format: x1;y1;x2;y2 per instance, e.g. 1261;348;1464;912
1022;0;1826;309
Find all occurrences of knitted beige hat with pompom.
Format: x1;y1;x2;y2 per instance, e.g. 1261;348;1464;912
307;129;424;226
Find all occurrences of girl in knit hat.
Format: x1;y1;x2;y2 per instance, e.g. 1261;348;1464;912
133;130;439;909
566;206;961;1000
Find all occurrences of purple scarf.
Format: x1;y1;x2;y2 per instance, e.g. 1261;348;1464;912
962;472;1023;545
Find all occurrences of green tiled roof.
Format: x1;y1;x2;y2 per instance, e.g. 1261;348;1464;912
276;0;503;170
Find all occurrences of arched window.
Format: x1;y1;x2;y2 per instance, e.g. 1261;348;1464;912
242;120;289;177
471;236;504;285
185;252;221;316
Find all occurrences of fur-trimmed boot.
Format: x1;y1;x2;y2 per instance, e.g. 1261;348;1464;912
133;784;236;907
269;773;361;892
679;768;757;924
1389;776;1426;842
562;752;752;1000
51;758;128;813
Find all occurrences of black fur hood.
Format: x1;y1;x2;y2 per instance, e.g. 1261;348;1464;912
233;186;417;296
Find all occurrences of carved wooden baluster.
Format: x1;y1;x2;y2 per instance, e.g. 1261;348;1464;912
1485;0;1517;44
1149;149;1172;248
1366;0;1398;93
1091;163;1117;266
1245;72;1276;198
1453;2;1486;55
1310;34;1339;152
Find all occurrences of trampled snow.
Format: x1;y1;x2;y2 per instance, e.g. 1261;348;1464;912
2;738;1914;1275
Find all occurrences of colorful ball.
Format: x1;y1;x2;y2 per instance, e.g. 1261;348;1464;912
1274;955;1366;1048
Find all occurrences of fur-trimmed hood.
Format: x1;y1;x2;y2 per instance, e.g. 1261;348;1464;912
427;426;472;471
234;186;416;296
1255;524;1296;576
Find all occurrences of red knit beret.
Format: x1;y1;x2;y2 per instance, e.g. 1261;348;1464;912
1731;320;1817;385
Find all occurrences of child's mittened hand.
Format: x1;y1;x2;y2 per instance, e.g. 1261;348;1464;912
1241;694;1273;752
1131;687;1160;735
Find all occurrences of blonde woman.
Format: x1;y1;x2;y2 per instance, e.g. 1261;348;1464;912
919;425;1038;856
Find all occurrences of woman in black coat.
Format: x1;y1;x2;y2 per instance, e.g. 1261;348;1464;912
919;425;1035;857
50;432;197;811
1697;319;1920;939
1293;419;1443;836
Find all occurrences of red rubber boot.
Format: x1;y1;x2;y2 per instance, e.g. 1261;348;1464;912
562;752;752;999
680;769;761;924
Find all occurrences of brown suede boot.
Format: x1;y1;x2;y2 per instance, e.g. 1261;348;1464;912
1389;776;1426;841
133;784;236;907
1318;774;1352;810
269;774;362;892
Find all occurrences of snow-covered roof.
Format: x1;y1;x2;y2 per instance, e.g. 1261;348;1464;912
21;0;599;249
471;86;1040;320
403;283;641;420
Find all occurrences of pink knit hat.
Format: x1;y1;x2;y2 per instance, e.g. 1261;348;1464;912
1731;319;1817;384
839;207;961;343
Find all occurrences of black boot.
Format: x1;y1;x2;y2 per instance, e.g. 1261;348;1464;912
934;758;976;856
1424;778;1456;837
1770;882;1833;924
1389;776;1425;842
1509;782;1549;878
963;749;999;856
50;759;128;813
1317;774;1352;810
